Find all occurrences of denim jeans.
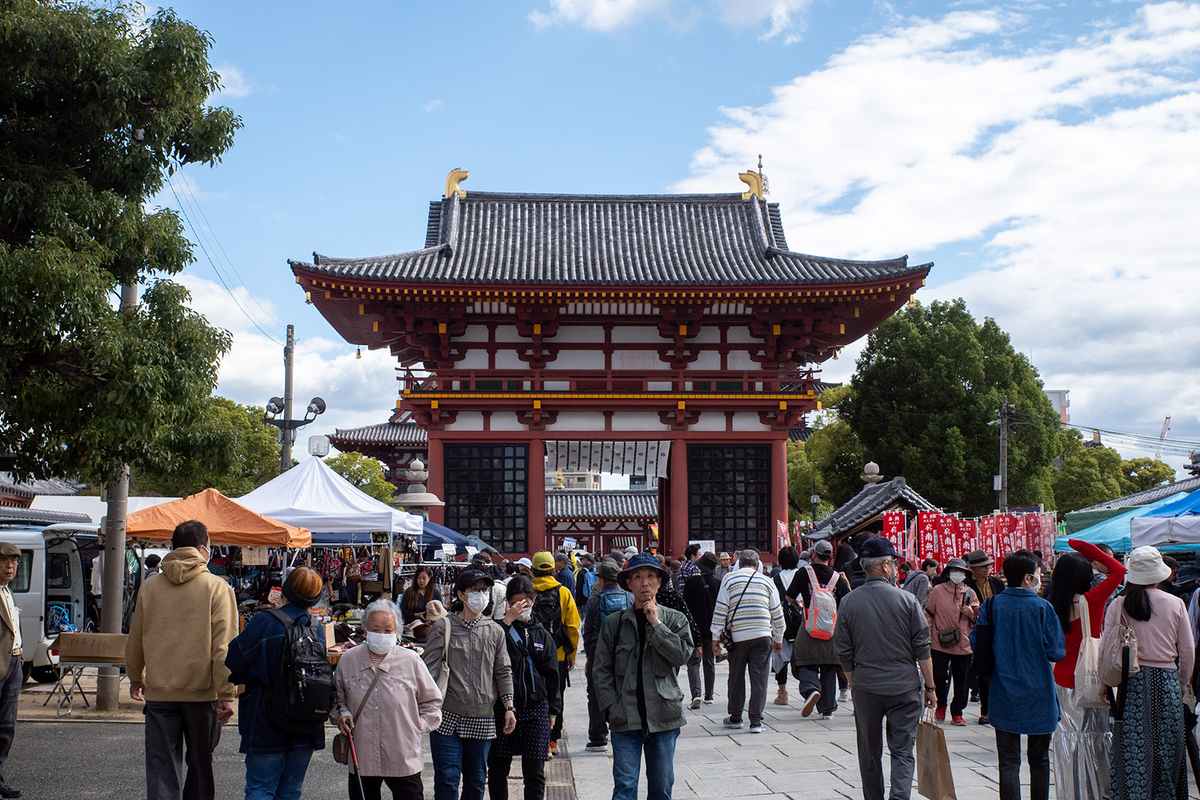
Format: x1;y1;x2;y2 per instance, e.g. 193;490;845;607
611;728;680;800
429;732;491;800
796;665;839;716
244;750;313;800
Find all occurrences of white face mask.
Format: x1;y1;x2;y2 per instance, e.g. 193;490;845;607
365;631;396;654
517;607;533;622
949;572;966;584
466;591;490;614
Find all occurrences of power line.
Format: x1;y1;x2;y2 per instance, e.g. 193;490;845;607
172;175;287;333
166;180;284;346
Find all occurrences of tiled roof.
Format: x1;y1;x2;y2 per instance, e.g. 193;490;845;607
0;505;92;525
546;489;659;520
329;423;428;447
812;476;938;540
291;191;928;287
1075;477;1200;512
0;473;83;500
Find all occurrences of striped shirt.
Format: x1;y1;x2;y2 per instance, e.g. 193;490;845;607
711;568;785;643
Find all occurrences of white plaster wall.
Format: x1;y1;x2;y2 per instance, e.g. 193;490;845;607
556;351;605;370
445;412;485;431
612;327;655;344
687;414;727;432
495;351;526;369
613;350;658;370
727;351;759;371
726;328;757;345
457;327;490;342
732;413;769;431
551;412;605;432
489;413;529;432
455;350;489;370
690;352;721;370
691;328;721;344
611;412;670;431
554;326;606;344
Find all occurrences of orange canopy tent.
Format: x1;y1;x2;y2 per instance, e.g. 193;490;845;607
126;488;311;548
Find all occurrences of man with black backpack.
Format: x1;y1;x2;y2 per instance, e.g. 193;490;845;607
226;567;330;800
530;551;581;757
581;558;629;752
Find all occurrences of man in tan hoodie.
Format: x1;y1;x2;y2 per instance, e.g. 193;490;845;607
126;520;238;800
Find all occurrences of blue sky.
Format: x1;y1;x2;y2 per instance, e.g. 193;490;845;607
158;0;1200;477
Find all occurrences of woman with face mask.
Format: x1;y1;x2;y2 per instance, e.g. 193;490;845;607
486;576;561;800
422;569;516;800
924;557;979;726
331;598;442;800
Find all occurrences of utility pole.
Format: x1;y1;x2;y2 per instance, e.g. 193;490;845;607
280;324;295;473
997;395;1012;513
97;282;138;711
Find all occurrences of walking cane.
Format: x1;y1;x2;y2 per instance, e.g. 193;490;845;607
348;729;368;800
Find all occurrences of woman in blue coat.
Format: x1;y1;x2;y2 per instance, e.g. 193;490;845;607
971;550;1065;800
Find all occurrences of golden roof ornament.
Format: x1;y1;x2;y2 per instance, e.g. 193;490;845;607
444;167;468;199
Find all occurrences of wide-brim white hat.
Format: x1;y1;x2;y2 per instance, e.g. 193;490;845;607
1125;546;1172;586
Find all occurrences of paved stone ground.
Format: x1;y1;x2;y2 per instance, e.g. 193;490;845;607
565;654;1200;800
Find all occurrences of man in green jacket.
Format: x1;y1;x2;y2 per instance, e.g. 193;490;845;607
593;553;693;800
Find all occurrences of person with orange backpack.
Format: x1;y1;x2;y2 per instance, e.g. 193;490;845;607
786;540;851;718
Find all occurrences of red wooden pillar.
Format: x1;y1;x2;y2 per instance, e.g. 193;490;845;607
668;440;689;558
427;433;445;525
771;436;788;556
527;438;546;555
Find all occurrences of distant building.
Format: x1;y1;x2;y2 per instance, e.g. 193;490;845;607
1044;389;1070;424
547;470;602;490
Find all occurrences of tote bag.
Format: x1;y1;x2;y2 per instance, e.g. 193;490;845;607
916;712;957;800
1073;597;1107;708
1099;597;1139;688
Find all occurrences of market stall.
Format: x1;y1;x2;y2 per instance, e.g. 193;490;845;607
1055;491;1190;554
125;488;311;547
1130;489;1200;549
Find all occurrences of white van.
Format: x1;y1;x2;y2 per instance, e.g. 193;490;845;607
0;526;86;681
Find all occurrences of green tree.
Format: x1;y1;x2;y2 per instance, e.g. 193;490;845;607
840;299;1062;516
326;451;396;503
1051;429;1125;513
133;398;280;497
804;385;870;508
1121;457;1176;495
0;2;240;483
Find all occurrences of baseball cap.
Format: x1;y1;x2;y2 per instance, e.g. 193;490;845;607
858;537;898;559
531;551;556;574
812;540;834;557
454;568;494;594
515;557;533;570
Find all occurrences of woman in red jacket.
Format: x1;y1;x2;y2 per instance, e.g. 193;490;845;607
1047;539;1126;800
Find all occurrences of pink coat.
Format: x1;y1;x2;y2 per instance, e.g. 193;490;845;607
331;644;442;778
925;582;979;656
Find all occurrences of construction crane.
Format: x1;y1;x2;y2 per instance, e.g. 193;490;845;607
1155;415;1172;460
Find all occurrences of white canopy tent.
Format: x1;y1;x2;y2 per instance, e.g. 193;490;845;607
238;457;423;536
1130;490;1200;549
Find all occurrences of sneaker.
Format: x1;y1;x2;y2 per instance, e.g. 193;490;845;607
969;692;980;703
952;715;966;726
690;697;702;709
585;742;608;752
548;741;559;758
978;715;989;725
819;712;834;720
934;706;946;722
773;686;788;705
723;716;744;729
839;689;850;702
748;722;764;733
703;698;715;705
801;691;821;717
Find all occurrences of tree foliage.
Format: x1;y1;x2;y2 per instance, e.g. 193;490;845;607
325;451;396;503
0;1;240;483
1051;430;1125;514
133;397;279;497
1121;457;1176;495
839;299;1061;516
803;385;870;508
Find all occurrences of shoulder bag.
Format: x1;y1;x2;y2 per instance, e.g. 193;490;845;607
1099;596;1139;688
719;575;755;650
331;667;383;765
935;587;970;648
1074;596;1107;708
434;617;452;696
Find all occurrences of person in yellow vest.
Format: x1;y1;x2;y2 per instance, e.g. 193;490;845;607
0;542;24;799
529;551;580;757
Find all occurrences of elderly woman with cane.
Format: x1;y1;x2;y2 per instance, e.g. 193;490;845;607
332;599;443;800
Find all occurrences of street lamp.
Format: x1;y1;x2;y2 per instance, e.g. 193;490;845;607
810;476;820;527
263;395;326;473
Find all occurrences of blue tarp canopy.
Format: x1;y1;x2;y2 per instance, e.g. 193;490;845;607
420;521;472;548
1142;490;1200;518
1055;492;1191;553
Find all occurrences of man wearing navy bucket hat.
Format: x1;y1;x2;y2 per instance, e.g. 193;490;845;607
593;553;694;800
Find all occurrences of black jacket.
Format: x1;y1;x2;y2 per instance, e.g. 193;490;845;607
656;584;702;648
682;572;722;638
498;618;561;715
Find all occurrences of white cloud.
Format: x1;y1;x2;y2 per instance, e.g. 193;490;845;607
676;3;1200;472
178;274;400;461
424;99;444;112
215;63;253;98
528;0;807;35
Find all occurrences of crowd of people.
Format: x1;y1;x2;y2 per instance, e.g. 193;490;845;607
9;520;1195;800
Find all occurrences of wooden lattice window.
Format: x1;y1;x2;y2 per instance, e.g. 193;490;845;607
444;444;528;552
687;444;771;554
